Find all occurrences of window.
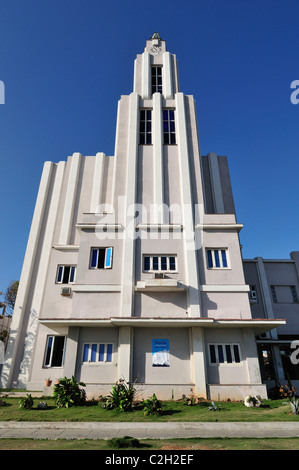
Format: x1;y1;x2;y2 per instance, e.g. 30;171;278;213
208;343;241;365
90;247;113;269
143;255;177;272
56;265;76;284
151;66;162;94
291;286;299;303
82;343;113;363
270;285;298;304
44;336;66;367
140;109;152;145
206;249;229;269
270;285;277;303
163;109;176;144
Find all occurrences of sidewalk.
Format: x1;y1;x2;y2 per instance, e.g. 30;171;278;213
1;421;299;440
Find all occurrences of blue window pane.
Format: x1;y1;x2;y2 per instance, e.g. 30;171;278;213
170;121;175;132
56;266;63;283
91;344;97;362
90;249;98;268
45;336;53;366
169;110;175;120
161;257;167;270
146;110;151;120
99;344;105;362
105;247;112;269
69;266;76;283
218;345;224;363
107;344;113;362
215;250;220;267
163;110;168;121
207;250;213;268
163;121;169;132
153;257;159;270
221;250;227;268
83;344;89;362
144;256;150;271
169;257;176;270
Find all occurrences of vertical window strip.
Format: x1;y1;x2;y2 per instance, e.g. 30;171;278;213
271;286;277;303
44;336;53;366
221;250;228;268
207;250;213;268
209;344;216;363
291;286;298;303
163;109;176;144
140;109;152;144
233;344;241;363
56;266;63;283
151;66;162;94
83;344;89;362
107;344;113;362
99;344;105;362
214;250;220;268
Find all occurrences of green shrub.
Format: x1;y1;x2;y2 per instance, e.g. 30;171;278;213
100;379;136;412
107;436;141;448
143;393;162;415
19;394;34;410
53;376;86;408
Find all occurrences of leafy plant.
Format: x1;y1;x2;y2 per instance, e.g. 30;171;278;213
53;376;86;408
208;401;221;411
280;381;299;414
143;393;162;416
100;379;136;412
107;436;141;448
244;395;263;408
183;392;200;406
19;394;34;410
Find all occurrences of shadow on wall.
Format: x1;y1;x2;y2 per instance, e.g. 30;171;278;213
0;308;38;389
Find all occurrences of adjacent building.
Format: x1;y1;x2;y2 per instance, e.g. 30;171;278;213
243;252;299;394
0;34;286;400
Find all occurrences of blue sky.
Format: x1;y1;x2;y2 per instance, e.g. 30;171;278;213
0;0;298;293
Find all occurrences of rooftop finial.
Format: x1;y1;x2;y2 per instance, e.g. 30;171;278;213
151;32;162;40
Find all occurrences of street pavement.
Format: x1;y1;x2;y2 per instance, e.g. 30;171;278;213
1;421;299;440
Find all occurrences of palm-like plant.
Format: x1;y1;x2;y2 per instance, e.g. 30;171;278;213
53;376;86;408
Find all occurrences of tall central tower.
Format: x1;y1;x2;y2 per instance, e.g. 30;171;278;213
1;34;284;400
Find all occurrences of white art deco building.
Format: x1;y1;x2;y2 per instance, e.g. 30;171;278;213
0;34;285;400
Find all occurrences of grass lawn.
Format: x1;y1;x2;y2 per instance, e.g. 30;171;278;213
0;436;299;450
0;396;298;422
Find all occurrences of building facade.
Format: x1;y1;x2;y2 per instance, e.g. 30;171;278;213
244;252;299;395
0;34;284;400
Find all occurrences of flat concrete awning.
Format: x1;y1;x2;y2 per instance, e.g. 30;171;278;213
39;317;285;335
